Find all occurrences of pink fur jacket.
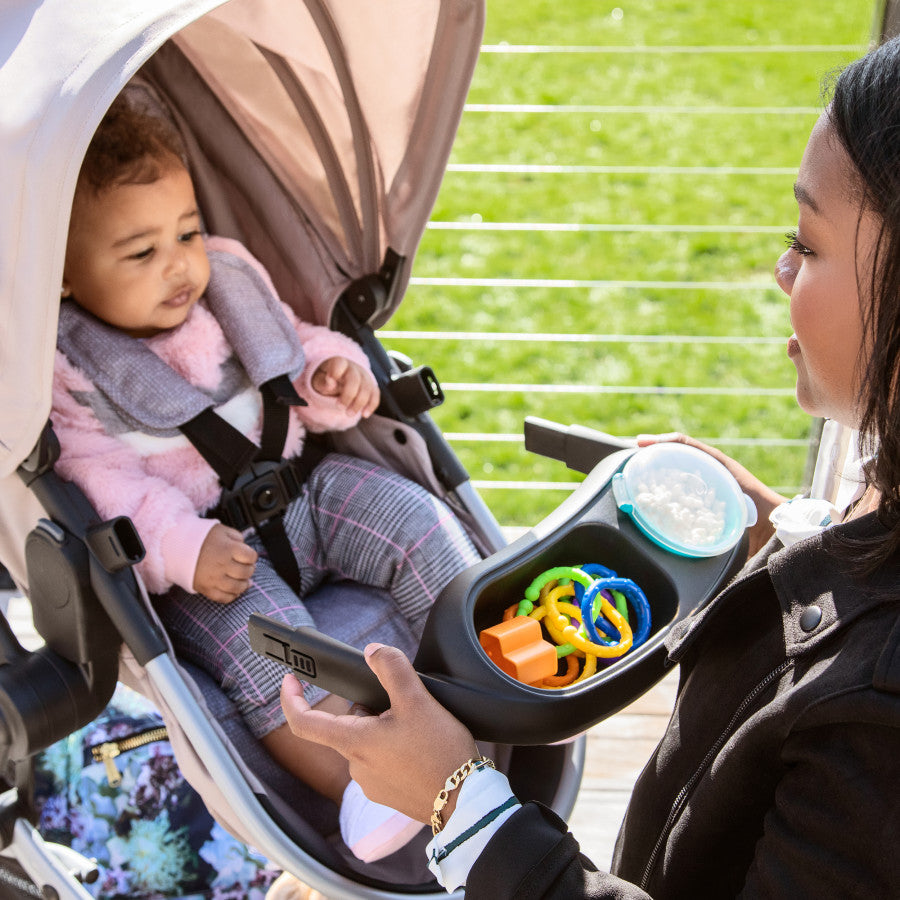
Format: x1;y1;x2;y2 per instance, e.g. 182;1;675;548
51;236;374;594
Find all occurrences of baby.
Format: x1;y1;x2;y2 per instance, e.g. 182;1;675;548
52;94;480;863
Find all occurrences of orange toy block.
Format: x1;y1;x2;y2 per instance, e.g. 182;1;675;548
479;616;558;685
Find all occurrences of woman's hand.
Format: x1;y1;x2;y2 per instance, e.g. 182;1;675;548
280;643;479;823
193;523;258;602
637;432;787;557
312;357;380;417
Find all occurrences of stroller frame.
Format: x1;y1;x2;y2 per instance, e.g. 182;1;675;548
0;2;584;897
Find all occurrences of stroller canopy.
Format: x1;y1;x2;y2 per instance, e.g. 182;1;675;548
0;0;483;482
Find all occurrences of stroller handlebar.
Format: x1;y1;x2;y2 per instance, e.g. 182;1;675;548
249;614;391;712
524;416;637;474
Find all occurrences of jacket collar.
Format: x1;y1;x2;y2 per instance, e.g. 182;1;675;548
768;512;900;656
666;512;900;662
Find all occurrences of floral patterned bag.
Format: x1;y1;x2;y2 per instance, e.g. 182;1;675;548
33;685;281;900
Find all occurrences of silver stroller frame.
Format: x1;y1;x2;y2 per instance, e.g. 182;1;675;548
0;2;586;897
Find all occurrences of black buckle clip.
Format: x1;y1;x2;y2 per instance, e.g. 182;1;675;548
218;460;301;531
386;364;444;416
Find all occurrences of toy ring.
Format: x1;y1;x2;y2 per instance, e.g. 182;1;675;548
529;589;578;656
572;564;625;637
483;564;650;688
525;567;595;602
580;588;620;645
542;654;579;687
544;585;633;658
582;577;651;649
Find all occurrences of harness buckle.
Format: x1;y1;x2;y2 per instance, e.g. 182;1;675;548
217;460;301;531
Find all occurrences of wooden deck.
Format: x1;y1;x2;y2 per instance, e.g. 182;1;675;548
2;591;676;877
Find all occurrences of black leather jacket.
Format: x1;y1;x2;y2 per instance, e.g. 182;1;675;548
467;514;900;898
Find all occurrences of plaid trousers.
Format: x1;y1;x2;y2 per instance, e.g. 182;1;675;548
156;454;480;737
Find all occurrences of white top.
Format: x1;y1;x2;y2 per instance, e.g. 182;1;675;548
771;422;868;548
426;766;521;890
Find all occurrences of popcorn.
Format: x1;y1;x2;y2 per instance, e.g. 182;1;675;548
633;468;727;547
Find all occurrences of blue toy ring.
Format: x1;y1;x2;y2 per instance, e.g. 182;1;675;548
571;565;620;640
581;577;651;649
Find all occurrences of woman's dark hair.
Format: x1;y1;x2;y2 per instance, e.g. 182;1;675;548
828;35;900;568
76;92;187;196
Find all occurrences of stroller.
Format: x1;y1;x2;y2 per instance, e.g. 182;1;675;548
0;1;758;897
0;1;587;897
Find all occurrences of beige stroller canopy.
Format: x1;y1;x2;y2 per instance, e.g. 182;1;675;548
0;0;483;584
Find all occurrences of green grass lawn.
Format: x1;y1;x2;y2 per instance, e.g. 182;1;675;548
381;0;875;528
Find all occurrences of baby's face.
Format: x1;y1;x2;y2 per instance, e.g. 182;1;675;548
62;164;210;338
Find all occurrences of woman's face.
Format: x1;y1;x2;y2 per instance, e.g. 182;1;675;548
774;115;879;429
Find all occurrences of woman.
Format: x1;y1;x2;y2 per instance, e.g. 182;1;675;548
279;37;900;897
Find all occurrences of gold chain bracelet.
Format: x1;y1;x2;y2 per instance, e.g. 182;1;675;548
431;755;495;835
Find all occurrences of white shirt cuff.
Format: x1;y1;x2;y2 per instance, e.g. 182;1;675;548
426;767;520;891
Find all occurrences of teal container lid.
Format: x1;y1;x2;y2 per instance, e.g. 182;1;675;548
612;443;758;558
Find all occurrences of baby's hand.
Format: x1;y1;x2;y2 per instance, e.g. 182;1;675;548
193;524;258;603
312;357;379;417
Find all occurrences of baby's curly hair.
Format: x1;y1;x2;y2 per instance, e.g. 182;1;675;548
77;92;187;195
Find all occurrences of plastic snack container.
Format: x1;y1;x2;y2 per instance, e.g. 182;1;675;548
612;443;758;558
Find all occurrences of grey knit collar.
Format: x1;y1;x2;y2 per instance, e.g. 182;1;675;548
57;248;306;433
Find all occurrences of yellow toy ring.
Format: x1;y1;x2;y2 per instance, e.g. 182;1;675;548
546;586;633;658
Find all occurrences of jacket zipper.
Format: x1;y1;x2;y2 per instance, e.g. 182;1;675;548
639;659;793;891
90;726;168;787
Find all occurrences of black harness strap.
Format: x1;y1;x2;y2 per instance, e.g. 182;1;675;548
180;409;258;489
259;378;303;462
179;375;320;594
255;515;302;594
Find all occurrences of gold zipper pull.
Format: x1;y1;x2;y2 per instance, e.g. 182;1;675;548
93;742;122;787
89;727;167;788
